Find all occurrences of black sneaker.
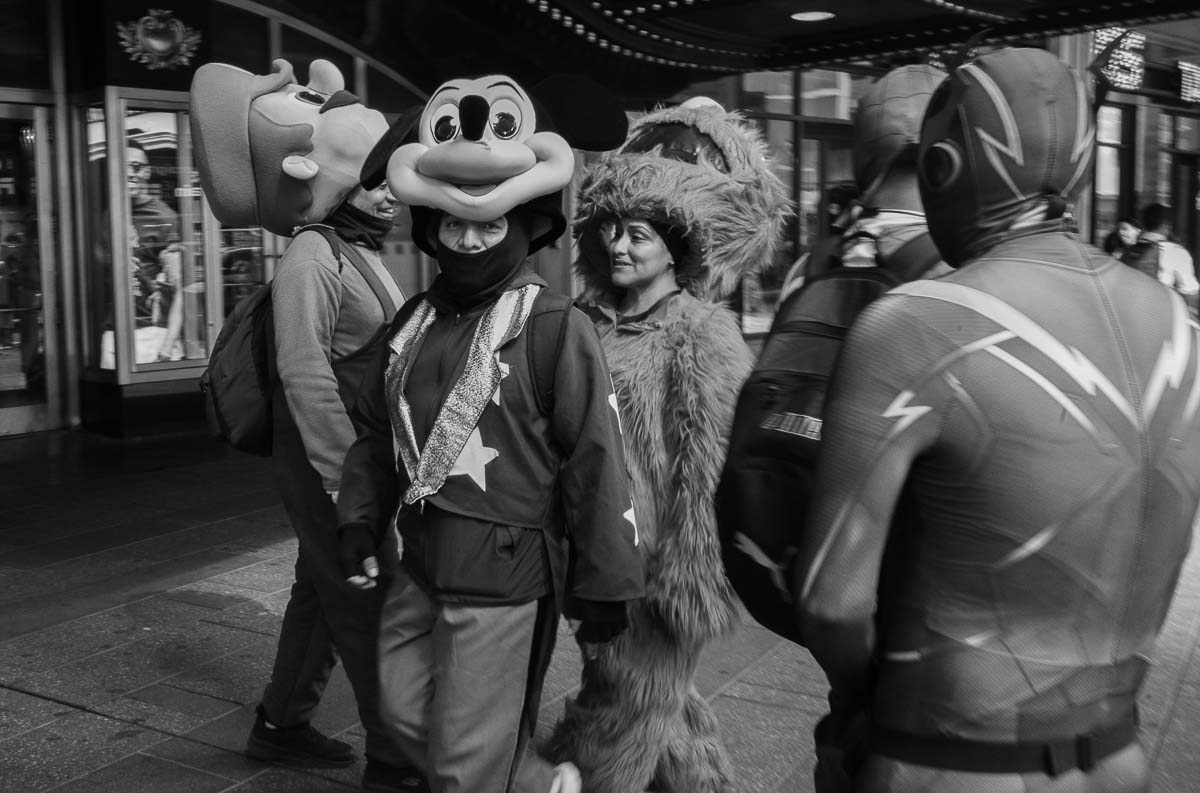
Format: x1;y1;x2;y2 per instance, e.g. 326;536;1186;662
245;706;355;768
362;757;430;792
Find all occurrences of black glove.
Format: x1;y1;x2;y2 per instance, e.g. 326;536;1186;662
571;599;629;644
337;522;378;584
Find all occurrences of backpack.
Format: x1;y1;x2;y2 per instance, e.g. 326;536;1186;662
715;227;941;642
1120;239;1160;280
200;225;398;456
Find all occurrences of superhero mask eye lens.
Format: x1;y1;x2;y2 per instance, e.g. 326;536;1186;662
489;98;523;140
921;141;963;192
295;90;325;105
430;103;460;143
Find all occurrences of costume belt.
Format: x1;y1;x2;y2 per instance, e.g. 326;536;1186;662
868;710;1138;776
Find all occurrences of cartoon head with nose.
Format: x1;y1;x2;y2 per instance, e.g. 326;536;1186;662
361;72;628;257
190;58;389;236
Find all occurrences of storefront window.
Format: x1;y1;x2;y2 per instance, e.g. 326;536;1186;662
219;227;266;317
83;105;113;370
89;107;209;370
800;70;872;120
1177;116;1199;153
1094;146;1122;240
741;71;794;115
741;117;797;334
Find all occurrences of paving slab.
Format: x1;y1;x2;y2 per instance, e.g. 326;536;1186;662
0;709;168;793
714;681;823;793
0;686;76;741
43;751;232;793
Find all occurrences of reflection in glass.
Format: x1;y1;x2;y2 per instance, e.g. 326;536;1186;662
83;104;114;369
1094;146;1121;241
0;114;45;406
1096;106;1124;145
740;117;796;334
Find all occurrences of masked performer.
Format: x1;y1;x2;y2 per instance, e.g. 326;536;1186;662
191;59;421;793
792;47;1200;793
546;98;790;793
335;74;644;793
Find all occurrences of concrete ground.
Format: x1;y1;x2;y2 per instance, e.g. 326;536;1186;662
1;431;1199;792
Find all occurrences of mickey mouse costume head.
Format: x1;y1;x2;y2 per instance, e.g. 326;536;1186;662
361;73;629;256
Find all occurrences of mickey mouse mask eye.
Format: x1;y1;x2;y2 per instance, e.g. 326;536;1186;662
431;103;460;143
294;90;325;105
490;98;523;140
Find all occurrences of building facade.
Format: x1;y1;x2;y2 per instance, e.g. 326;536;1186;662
1;1;1197;438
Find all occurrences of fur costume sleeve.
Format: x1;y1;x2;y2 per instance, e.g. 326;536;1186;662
648;303;752;641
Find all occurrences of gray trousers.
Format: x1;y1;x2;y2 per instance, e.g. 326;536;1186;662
378;568;556;793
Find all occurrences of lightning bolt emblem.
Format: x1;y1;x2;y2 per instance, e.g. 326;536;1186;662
882;390;933;436
962;63;1025;200
1143;297;1192;423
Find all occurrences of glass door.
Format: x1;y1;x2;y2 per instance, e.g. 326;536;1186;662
0;104;59;435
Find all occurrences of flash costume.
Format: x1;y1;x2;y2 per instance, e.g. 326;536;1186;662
793;48;1200;793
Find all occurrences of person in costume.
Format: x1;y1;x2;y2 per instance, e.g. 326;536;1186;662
791;47;1200;793
546;98;789;793
190;58;423;793
335;73;643;793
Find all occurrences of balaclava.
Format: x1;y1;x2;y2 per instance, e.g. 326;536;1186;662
429;211;532;311
325;199;394;251
917;47;1095;266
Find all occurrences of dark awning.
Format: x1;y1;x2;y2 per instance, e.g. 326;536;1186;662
276;0;1200;104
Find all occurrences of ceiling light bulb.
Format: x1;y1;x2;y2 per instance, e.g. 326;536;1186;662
791;11;835;22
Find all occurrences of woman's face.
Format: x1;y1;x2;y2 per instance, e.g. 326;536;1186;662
603;218;675;291
1118;221;1139;248
438;214;508;253
347;184;399;221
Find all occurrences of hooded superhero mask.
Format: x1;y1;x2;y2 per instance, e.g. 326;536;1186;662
573;97;791;304
361;72;629;259
189;58;389;237
917;47;1096;267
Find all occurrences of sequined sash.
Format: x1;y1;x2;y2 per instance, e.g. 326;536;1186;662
385;283;542;504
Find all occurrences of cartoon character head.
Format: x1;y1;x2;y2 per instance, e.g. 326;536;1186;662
918;47;1095;266
853;64;946;199
573;98;791;303
189;59;389;237
362;73;628;256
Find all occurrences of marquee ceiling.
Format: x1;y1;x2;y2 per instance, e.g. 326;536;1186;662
281;0;1200;104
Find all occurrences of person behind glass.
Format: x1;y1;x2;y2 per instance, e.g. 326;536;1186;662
1102;216;1139;257
248;181;417;786
126;139;183;362
791;47;1200;793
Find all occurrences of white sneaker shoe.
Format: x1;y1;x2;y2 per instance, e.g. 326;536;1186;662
549;762;582;793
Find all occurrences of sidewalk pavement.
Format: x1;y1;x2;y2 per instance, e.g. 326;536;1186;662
1;431;1199;792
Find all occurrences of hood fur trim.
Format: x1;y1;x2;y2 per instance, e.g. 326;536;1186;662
574;105;791;304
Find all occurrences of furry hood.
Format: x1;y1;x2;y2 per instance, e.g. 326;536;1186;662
575;102;791;304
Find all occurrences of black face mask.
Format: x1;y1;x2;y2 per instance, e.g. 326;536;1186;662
326;201;394;251
430;219;531;312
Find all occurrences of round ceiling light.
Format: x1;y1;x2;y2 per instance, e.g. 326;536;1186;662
791;11;835;22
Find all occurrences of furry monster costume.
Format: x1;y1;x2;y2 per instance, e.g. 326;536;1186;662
547;101;790;793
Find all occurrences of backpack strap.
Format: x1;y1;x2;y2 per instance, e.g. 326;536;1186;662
877;230;942;283
298;224;399;317
526;290;573;416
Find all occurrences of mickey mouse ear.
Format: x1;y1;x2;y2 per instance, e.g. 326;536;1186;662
360;104;423;189
530;74;628;152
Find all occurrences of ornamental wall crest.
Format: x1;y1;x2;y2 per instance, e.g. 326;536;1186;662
116;9;202;71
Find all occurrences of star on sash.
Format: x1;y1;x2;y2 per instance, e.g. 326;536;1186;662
449;427;499;491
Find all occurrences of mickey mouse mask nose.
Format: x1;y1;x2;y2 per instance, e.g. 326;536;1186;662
459;94;489;141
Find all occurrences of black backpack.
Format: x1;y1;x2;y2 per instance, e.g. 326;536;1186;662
200;225;398;456
715;227;941;642
1120;239;1160;280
